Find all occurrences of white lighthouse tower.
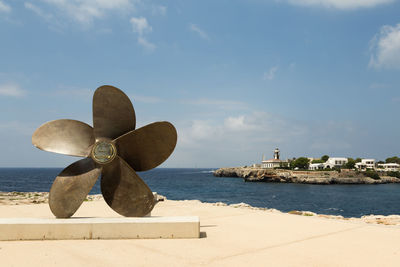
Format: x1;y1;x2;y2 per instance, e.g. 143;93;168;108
274;148;280;160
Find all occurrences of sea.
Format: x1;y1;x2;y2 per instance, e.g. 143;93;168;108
1;167;400;218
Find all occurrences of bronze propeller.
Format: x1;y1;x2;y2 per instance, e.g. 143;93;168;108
32;85;177;218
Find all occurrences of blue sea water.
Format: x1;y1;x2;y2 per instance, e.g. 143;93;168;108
1;167;400;218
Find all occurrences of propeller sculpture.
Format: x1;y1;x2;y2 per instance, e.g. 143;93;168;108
32;85;177;218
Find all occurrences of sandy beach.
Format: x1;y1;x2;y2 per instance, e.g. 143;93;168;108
0;195;399;267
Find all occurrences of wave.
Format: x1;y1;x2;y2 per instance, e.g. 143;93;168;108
181;170;216;174
200;170;215;173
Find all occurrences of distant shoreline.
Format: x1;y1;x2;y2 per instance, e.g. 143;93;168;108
1;191;400;225
214;167;400;184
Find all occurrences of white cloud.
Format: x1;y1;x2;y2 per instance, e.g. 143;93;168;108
0;0;10;13
152;5;166;16
25;2;54;21
130;16;152;35
189;24;210;40
25;1;157;50
35;0;135;26
369;23;400;70
130;17;156;50
286;0;394;9
172;111;358;167
180;112;303;148
224;116;249;131
0;83;26;97
137;36;156;50
0;0;11;13
175;112;303;167
186;120;218;140
263;66;278;80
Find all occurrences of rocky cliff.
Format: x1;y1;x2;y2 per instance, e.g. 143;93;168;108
213;167;400;184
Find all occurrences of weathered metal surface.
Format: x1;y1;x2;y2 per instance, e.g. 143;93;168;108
115;121;177;171
93;85;136;140
32;85;176;218
32;119;94;157
49;158;101;218
101;157;155;217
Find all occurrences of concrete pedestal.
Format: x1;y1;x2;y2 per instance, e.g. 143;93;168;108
0;216;200;240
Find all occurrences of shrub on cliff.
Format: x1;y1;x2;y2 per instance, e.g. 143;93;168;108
333;167;341;173
364;170;380;180
387;171;400;178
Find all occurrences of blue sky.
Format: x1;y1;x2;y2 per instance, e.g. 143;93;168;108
0;0;399;168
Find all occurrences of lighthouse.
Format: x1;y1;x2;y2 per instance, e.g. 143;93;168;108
274;148;280;160
261;148;287;169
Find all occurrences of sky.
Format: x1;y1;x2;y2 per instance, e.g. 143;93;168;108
0;0;399;168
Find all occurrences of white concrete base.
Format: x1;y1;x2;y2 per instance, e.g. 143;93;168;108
0;216;200;240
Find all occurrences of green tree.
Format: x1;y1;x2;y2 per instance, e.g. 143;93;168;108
386;156;400;164
292;157;310;170
321;155;329;162
344;158;356;169
355;158;362;163
311;159;324;164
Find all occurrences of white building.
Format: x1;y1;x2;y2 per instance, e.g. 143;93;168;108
323;157;348;169
377;163;400;172
309;163;324;170
261;148;288;169
355;159;376;170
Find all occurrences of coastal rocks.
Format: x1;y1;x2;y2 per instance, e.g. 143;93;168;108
213;202;228;206
361;215;400;225
0;192;49;205
0;192;103;205
215;201;400;226
214;167;400;184
288;210;317;216
229;202;253;209
225;202;281;212
0;192;166;206
286;210;400;225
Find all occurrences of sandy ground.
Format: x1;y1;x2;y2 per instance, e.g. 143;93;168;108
0;198;400;267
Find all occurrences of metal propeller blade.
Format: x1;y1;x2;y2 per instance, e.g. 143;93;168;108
32;85;177;218
49;158;101;218
93;85;136;140
32;119;95;157
115;121;177;171
101;156;155;217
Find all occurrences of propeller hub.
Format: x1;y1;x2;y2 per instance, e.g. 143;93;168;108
91;141;117;164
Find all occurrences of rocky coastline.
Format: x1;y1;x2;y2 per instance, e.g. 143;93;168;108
1;191;400;226
0;191;166;205
214;167;400;184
